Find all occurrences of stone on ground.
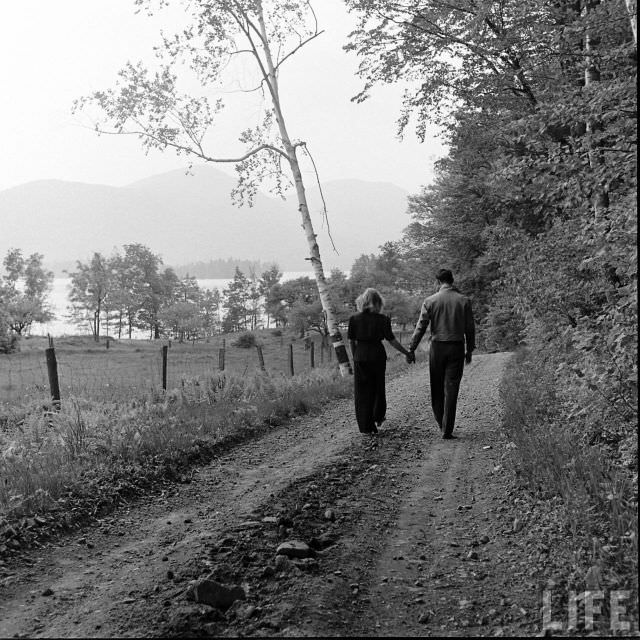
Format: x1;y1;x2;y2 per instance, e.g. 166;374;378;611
187;576;245;610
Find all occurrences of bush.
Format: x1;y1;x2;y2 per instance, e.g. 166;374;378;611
270;328;282;337
481;307;525;352
0;330;19;354
500;346;638;590
232;332;258;348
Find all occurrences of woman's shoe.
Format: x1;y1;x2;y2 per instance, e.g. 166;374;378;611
360;426;378;435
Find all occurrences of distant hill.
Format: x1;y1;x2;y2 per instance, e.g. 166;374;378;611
0;165;410;273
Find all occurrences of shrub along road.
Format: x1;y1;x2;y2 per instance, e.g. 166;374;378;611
0;352;626;637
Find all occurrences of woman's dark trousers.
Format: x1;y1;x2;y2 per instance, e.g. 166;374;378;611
354;360;387;433
429;341;465;436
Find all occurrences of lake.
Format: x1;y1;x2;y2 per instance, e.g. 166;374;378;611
32;272;314;337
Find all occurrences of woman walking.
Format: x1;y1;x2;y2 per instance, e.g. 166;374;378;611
347;288;413;434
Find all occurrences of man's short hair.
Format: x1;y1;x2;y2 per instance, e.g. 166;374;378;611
436;269;454;284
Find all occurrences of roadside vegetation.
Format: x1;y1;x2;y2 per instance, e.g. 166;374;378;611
501;345;637;606
0;332;411;556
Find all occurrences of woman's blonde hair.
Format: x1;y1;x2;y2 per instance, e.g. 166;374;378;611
356;288;384;313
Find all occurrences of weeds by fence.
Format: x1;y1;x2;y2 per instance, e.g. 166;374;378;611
0;330;417;555
1;331;410;407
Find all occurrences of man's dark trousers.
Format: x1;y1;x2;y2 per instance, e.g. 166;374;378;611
429;341;465;436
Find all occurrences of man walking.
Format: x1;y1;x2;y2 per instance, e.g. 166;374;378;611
407;269;475;439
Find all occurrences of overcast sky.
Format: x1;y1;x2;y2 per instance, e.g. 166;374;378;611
0;0;445;195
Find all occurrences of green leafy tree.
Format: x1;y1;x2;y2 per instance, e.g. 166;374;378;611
68;252;112;341
278;272;351;337
259;264;282;328
159;274;203;341
158;301;201;342
119;244;166;339
201;288;222;337
0;249;54;336
110;249;144;339
222;267;251;333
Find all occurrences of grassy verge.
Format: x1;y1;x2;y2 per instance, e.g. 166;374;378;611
0;356;411;557
500;348;638;627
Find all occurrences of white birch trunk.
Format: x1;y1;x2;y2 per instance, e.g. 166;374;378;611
256;5;352;375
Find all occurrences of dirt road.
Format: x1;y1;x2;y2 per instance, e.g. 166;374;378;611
1;352;556;637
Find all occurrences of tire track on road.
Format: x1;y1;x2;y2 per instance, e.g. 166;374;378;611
334;352;513;637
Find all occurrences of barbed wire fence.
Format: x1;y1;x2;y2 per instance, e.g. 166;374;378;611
0;333;364;407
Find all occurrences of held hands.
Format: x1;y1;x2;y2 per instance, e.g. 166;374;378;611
465;351;472;364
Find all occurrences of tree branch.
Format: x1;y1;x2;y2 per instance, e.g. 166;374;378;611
275;29;326;72
92;126;290;162
299;143;338;254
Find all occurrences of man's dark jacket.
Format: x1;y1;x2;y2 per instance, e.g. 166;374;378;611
409;284;475;351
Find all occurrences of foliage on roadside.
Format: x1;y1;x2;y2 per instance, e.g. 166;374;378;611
0;367;349;535
500;347;638;601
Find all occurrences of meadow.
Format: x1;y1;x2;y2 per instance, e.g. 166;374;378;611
1;329;401;406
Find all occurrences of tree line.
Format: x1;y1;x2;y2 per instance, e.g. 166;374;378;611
0;243;427;349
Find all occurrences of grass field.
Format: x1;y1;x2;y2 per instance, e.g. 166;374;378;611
1;329;414;406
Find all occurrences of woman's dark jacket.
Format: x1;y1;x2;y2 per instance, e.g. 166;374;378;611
347;311;395;362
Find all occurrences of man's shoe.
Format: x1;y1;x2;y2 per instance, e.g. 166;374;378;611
442;434;457;440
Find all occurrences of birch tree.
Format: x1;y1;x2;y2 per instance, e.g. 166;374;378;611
74;0;352;375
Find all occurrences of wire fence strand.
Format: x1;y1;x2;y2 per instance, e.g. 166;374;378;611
0;336;354;406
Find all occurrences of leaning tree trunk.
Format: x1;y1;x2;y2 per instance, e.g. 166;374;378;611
257;6;352;376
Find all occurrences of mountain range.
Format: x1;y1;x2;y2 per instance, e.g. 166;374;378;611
0;165;412;274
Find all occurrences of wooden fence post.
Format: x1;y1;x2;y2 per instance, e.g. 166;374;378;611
288;343;294;376
309;341;315;368
256;344;266;371
161;345;168;391
219;338;226;371
45;336;61;411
